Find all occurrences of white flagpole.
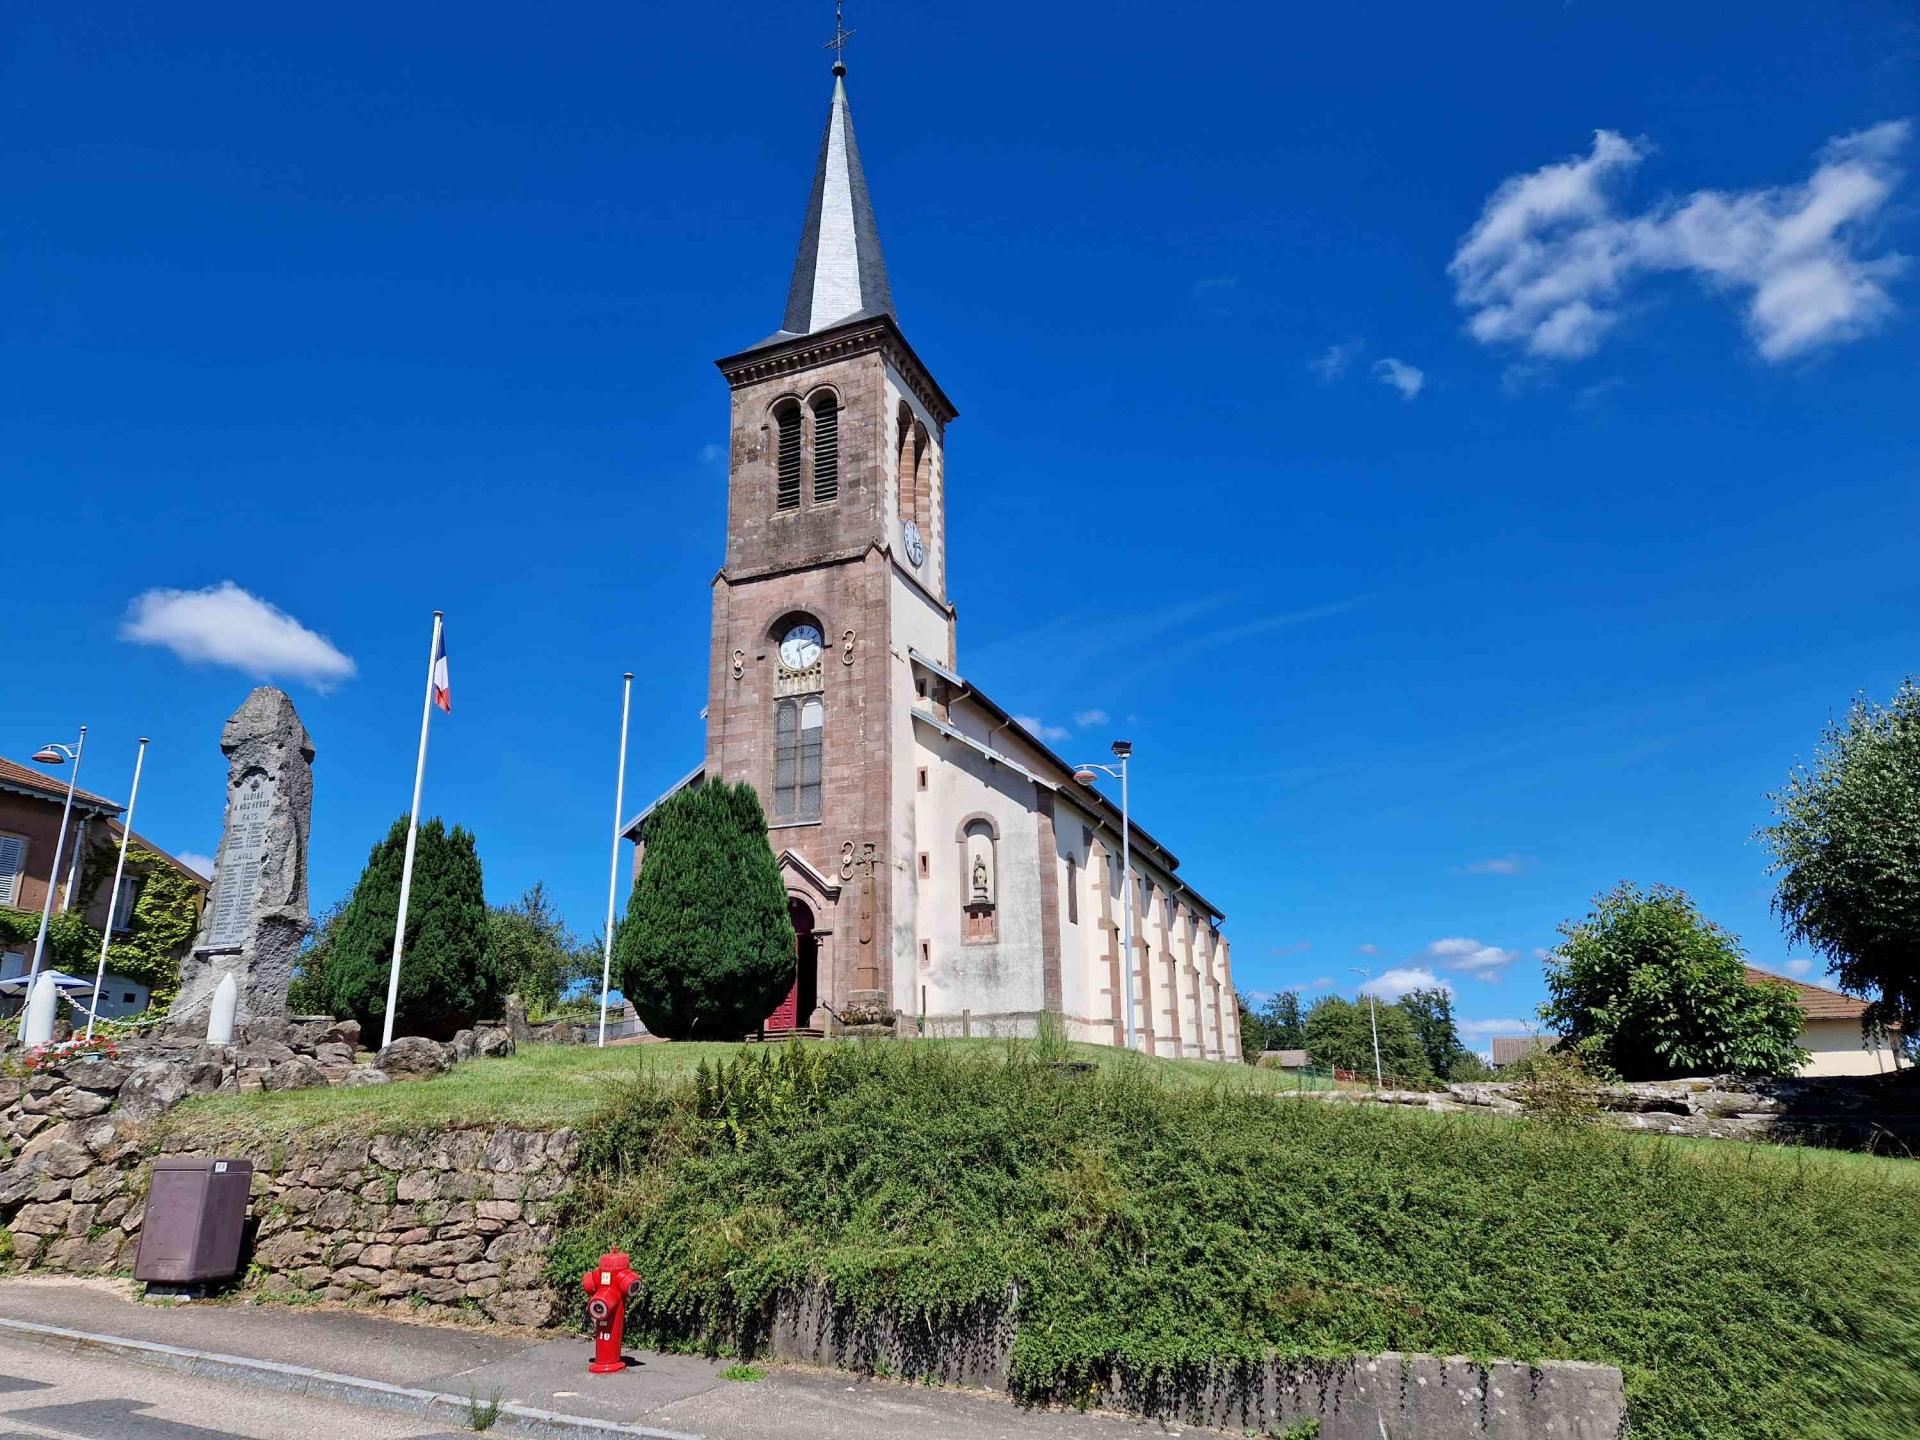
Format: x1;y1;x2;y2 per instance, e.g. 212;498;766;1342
381;610;442;1051
598;673;634;1048
86;737;148;1040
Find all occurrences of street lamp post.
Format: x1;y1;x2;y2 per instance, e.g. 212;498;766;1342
26;727;87;987
1351;965;1385;1089
1073;741;1135;1051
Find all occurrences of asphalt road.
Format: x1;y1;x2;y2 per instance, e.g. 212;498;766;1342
0;1334;475;1440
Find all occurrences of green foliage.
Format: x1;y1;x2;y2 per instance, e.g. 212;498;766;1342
552;1043;1920;1440
1762;679;1920;1047
1507;1046;1606;1129
1540;882;1808;1080
307;816;498;1040
1237;989;1305;1063
615;782;794;1040
1395;987;1477;1080
489;882;597;1018
287;899;346;1016
0;846;201;1007
716;1364;766;1382
1302;994;1434;1084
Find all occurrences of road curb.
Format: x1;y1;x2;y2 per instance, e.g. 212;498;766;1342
0;1315;700;1440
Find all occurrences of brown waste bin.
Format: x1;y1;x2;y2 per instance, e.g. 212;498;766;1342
133;1158;253;1284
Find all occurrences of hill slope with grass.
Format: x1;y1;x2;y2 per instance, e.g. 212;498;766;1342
549;1042;1920;1440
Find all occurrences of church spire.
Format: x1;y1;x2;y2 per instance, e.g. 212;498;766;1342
781;42;894;336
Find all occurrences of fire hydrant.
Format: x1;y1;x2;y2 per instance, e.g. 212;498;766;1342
581;1251;642;1374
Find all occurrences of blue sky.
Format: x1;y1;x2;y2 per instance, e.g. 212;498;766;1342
5;2;1916;1045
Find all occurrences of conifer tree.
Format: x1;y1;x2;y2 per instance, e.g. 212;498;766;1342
314;816;498;1040
616;781;794;1039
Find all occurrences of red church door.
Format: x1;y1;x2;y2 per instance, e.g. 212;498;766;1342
764;898;818;1032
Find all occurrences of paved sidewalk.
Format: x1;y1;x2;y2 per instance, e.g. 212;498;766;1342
0;1280;1162;1440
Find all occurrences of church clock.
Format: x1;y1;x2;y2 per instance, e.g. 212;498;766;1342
778;622;824;670
902;519;926;569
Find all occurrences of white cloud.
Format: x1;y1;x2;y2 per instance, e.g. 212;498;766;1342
1073;709;1110;728
1373;357;1426;398
1356;943;1380;957
1013;714;1071;743
1783;958;1815;977
1310;339;1365;380
175;851;216;879
1361;966;1450;1000
122;582;356;688
1424;937;1521;977
1309;975;1334;989
1461;854;1533;876
1452;122;1910;363
1458;1017;1539;1040
698;442;725;465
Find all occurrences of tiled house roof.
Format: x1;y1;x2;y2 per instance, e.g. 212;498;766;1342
0;756;122;814
1746;966;1882;1022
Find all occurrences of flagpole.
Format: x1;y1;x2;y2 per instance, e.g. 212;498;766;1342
598;673;634;1048
85;738;148;1040
382;610;442;1051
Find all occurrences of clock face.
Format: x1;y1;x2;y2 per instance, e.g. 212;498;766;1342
778;623;824;670
902;519;926;569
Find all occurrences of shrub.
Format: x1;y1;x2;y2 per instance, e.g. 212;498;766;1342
614;781;793;1040
1540;881;1807;1079
552;1042;1920;1440
1302;994;1434;1084
1507;1046;1607;1129
307;816;497;1040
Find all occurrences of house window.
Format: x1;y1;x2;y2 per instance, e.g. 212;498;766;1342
773;695;824;822
774;401;803;511
112;875;141;933
1066;855;1078;925
811;393;840;504
0;833;24;907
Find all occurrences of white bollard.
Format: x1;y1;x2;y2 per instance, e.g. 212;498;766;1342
206;973;238;1046
22;973;58;1047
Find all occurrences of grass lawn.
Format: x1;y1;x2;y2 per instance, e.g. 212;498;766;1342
174;1037;1334;1136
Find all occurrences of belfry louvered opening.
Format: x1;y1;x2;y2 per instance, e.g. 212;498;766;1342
775;402;803;511
811;394;840;504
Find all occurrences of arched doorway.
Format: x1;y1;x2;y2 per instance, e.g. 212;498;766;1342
764;897;819;1033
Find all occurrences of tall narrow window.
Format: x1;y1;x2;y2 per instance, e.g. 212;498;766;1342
773;696;825;821
0;833;24;908
811;394;839;504
775;402;802;511
1066;855;1079;924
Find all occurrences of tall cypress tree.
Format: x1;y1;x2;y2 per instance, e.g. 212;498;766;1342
616;781;794;1039
315;816;499;1041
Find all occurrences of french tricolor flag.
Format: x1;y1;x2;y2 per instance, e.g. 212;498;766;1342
431;624;451;714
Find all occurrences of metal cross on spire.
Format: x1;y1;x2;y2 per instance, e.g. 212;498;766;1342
824;0;855;74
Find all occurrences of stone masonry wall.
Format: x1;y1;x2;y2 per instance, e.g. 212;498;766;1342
2;1116;575;1328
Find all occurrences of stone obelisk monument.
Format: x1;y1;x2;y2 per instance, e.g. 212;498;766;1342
171;687;314;1024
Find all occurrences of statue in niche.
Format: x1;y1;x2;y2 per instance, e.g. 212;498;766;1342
971;855;990;904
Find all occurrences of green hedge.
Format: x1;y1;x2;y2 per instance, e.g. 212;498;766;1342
552;1042;1920;1440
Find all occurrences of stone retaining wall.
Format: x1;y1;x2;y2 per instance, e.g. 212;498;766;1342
2;1118;573;1329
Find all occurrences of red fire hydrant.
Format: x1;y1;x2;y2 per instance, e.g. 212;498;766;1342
581;1251;642;1374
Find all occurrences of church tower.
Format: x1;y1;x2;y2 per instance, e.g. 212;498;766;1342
705;57;956;1022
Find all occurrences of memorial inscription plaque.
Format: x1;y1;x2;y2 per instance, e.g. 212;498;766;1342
205;772;275;948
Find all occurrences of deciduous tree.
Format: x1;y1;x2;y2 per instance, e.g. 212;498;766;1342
1540;881;1806;1079
1762;680;1920;1050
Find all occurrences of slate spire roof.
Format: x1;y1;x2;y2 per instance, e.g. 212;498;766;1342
779;66;894;337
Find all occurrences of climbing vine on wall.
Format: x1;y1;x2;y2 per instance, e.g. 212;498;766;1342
0;849;201;1008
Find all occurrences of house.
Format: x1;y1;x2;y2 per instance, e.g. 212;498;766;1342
0;754;208;1020
1747;966;1904;1077
1258;1049;1311;1071
1489;1035;1554;1070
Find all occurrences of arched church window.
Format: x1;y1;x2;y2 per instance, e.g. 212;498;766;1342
773;694;824;822
774;401;803;511
912;423;932;534
896;404;919;527
811;393;840;504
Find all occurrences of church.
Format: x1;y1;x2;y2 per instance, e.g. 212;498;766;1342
627;57;1240;1062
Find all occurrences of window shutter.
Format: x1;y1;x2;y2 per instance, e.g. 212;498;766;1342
0;834;23;907
811;398;839;504
776;407;803;511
